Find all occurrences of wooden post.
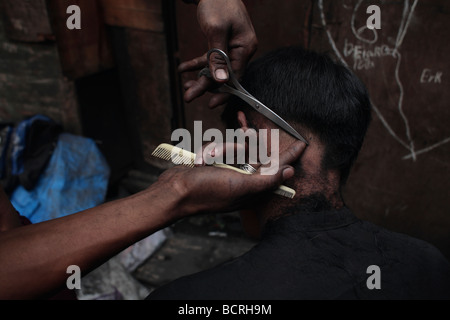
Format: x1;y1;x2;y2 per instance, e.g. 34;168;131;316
46;0;114;80
103;0;176;170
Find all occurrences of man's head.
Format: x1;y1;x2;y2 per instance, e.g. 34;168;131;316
222;46;371;226
224;46;371;182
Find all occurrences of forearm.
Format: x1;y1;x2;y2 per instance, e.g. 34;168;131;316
0;182;182;299
0;140;305;299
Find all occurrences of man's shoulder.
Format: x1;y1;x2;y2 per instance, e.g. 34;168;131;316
358;219;447;261
357;219;450;286
325;217;450;299
146;258;246;300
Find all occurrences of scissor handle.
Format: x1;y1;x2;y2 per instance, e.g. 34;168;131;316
203;49;309;145
206;49;250;96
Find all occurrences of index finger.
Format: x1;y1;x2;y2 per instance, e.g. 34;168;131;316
278;141;307;167
178;53;208;73
237;141;306;195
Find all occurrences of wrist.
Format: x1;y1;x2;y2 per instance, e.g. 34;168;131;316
143;179;191;223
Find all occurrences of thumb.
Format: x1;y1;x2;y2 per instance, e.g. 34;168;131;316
244;140;306;193
208;38;229;82
246;164;295;195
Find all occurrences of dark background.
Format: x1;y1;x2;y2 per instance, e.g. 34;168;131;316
0;0;449;259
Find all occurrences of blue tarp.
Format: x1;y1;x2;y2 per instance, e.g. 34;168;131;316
11;133;110;223
10;114;53;176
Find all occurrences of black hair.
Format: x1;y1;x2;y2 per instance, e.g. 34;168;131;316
222;46;372;184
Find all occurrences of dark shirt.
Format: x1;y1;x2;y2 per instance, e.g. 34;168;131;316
146;207;450;300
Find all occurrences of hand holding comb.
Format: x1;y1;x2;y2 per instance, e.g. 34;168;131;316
151;143;296;199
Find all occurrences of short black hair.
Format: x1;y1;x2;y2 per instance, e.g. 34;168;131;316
222;46;372;184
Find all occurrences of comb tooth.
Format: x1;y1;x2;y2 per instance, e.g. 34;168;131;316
183;159;192;167
164;150;172;161
152;146;174;161
152;149;162;159
172;156;181;165
274;189;294;199
167;149;192;167
173;155;183;165
152;145;198;168
161;151;170;161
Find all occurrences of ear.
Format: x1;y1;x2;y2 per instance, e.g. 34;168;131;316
237;111;250;131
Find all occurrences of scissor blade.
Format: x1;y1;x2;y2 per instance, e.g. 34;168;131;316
219;85;309;144
257;105;309;144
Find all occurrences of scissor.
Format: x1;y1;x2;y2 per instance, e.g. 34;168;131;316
201;48;309;145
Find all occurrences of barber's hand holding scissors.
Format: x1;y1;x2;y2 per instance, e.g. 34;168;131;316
180;0;258;108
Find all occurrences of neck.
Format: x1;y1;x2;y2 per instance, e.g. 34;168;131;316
256;169;344;227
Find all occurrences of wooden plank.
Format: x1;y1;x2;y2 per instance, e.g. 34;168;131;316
110;26;174;170
100;0;164;32
0;0;53;42
125;28;174;169
46;0;114;79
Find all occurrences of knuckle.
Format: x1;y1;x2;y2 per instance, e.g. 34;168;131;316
209;54;227;67
206;19;225;34
167;170;190;197
172;179;189;197
192;57;203;67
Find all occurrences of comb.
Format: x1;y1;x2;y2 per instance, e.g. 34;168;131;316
151;143;295;199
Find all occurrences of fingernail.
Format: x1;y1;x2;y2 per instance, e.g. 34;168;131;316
215;69;228;80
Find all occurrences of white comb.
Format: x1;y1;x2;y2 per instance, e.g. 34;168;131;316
151;143;296;199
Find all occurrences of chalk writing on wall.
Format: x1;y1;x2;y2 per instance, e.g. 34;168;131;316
318;0;450;161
